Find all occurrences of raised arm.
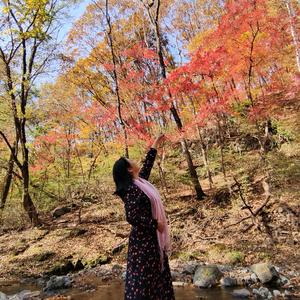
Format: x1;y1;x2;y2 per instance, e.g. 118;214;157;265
139;132;164;180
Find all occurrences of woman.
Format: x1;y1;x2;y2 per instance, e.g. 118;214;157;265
113;132;175;300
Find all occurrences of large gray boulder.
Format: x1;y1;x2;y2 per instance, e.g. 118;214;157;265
193;264;223;288
251;262;278;284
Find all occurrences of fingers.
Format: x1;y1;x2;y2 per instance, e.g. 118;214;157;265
156;131;164;141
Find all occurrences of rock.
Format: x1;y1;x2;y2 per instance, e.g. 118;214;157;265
253;288;259;294
36;277;47;286
256;286;271;298
250;273;258;282
182;265;195;275
64;278;75;288
121;271;126;281
284;290;292;298
171;271;182;281
172;282;188;286
273;290;282;297
220;277;237;286
0;291;7;300
9;290;31;300
288;271;297;277
22;291;41;299
193;264;223;288
244;275;255;286
277;275;289;286
251;262;278;283
112;264;123;270
237;276;246;285
218;265;233;272
232;288;251;298
8;294;23;300
44;275;67;291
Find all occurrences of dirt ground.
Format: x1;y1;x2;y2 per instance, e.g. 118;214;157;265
0;172;299;281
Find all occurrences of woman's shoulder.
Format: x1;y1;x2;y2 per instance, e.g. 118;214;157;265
123;183;143;200
126;183;140;193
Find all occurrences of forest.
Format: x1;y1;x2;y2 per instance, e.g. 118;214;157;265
0;0;300;279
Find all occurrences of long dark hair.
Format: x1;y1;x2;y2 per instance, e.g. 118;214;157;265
113;157;133;198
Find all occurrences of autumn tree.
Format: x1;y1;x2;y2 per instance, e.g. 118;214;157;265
138;0;206;200
0;0;76;225
31;77;108;209
64;0;168;153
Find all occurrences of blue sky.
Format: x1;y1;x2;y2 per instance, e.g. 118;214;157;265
60;0;90;41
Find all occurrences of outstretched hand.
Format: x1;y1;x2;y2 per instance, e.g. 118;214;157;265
151;131;165;150
155;131;164;142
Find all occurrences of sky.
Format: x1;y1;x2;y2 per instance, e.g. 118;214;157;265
59;0;90;41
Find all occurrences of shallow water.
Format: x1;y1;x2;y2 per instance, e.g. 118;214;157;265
0;279;283;300
0;280;241;300
67;282;243;300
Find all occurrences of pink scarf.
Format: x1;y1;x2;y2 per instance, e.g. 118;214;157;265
133;178;171;271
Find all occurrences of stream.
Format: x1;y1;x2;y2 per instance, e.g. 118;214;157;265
0;278;281;300
69;282;245;300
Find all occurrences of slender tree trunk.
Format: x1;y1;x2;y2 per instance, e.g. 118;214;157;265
141;0;206;200
217;121;226;179
180;138;206;199
246;24;268;154
197;126;213;188
103;0;129;158
188;96;213;187
285;0;300;71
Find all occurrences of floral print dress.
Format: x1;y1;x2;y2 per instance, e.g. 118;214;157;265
122;148;175;300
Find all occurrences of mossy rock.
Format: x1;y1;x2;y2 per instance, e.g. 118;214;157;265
45;260;74;275
91;254;111;267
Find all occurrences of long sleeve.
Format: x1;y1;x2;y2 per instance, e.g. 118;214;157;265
139;148;157;180
124;184;158;230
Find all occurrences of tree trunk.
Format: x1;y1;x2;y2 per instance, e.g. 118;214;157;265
103;0;129;158
218;122;226;179
180;138;206;199
285;0;300;72
0;153;14;210
21;127;39;226
197;126;213;188
140;0;206;199
188;96;213;187
22;164;39;226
